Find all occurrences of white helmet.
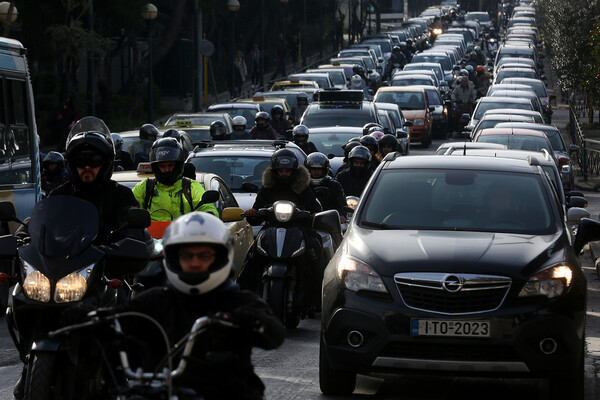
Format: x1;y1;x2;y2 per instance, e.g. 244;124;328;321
232;115;247;129
162;212;234;295
351;74;363;89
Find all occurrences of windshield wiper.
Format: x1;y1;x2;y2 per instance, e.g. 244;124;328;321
360;220;400;230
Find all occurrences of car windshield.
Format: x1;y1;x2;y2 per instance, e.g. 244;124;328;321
365;40;392;53
425;89;442;105
359;169;554;234
376;92;425;110
166;115;225;126
474;101;532;119
207;106;257;127
301;106;375;128
179;128;212;143
411;55;452;71
477;135;552;153
310;132;359;157
404;64;443;81
188;156;272;190
497;69;537;82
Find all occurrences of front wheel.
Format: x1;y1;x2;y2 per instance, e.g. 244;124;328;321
267;279;285;323
26;353;56;400
319;335;356;395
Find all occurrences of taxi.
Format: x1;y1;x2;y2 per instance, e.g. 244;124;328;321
113;163;254;276
162;113;234;144
237;95;293;120
269;77;319;91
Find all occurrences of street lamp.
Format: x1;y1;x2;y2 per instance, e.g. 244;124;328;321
227;0;240;99
141;3;158;123
0;2;18;38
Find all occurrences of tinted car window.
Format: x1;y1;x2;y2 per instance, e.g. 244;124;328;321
301;104;377;128
376;92;425;110
360;169;554;234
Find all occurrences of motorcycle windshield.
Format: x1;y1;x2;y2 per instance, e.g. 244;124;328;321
28;196;99;259
65;116;113;148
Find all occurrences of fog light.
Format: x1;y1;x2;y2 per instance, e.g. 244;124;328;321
347;331;364;348
539;338;557;355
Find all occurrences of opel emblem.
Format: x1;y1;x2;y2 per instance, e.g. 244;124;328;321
442;275;463;293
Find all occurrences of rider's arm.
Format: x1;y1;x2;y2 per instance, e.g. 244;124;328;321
190;181;219;217
131;179;147;208
234;291;286;350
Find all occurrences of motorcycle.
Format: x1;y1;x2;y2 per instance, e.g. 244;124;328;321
237;201;341;329
134;190;220;290
0;197;150;400
48;311;238;400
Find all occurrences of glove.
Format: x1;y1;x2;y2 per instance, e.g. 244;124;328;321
244;208;258;216
233;306;264;334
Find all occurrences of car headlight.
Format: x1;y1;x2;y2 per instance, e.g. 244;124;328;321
518;265;573;299
151;238;163;257
54;266;92;303
274;201;294;222
22;261;51;303
336;256;388;293
413;119;425;126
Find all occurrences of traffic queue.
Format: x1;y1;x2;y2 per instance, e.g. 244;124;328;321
1;0;600;399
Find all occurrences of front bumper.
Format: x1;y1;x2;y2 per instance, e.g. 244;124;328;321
322;290;585;379
409;127;430;143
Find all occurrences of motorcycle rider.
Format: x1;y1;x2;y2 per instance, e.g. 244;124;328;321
81;212;286;400
305;152;347;223
350;74;371;100
399;41;413;63
335;145;373;197
378;134;400;157
111;133;135;171
450;76;476;135
292;124;318;155
359;134;381;171
14;118;149;399
291;92;309;124
41;151;70;196
476;65;491;99
210;120;231;141
231;115;253;139
127;123;158;165
474;45;486;66
335;140;362;178
132;138;219;221
270;105;292;140
249;111;278;140
388;46;407;80
406;38;418;56
162;129;196;179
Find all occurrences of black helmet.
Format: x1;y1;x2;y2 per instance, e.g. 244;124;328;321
348;145;371;174
378;134;399;153
140;123;159;140
305;152;330;186
42;151;65;178
342;141;362;161
149;138;185;185
271;104;284;118
292;124;309;142
362;122;382;136
111;133;123;153
359;135;379;154
209;120;228;140
163;128;182;141
352;65;365;75
393;45;400;52
66;118;115;185
296;92;309;102
255;111;270;123
270;148;299;185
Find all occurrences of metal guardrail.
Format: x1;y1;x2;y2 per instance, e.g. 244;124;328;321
570;100;600;180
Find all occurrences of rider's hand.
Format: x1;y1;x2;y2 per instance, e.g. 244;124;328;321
244;208;258;216
233;306;264;333
339;215;347;224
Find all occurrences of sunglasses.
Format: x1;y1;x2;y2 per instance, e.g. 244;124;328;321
74;154;103;168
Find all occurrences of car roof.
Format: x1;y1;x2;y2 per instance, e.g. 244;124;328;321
436;142;508;152
494;122;560;132
207;103;260;110
384;154;539;174
308;127;364;134
477;127;547;137
478;96;532;104
445;149;556;166
376;86;427;93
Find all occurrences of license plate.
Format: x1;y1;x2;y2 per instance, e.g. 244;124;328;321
411;319;490;338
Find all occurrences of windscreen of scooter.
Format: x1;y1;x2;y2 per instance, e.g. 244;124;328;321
65;116;113;149
28;196;99;259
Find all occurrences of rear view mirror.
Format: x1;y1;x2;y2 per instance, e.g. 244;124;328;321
199;190;220;206
567;196;588;209
0;201;17;223
242;182;260;193
222;207;244;222
404;120;413;127
127;208;151;229
396;129;408;139
569;143;579;153
461;113;471;121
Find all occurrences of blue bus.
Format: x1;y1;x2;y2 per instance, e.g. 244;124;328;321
0;37;41;230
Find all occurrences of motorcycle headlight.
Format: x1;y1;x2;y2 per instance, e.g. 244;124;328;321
151;238;163;257
346;196;359;210
22;262;51;303
433;28;443;35
518;265;573;299
274;201;295;222
336;256;388;293
413;119;425;126
54;266;93;303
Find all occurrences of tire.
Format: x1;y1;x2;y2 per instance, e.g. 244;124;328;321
267;279;285;323
547;344;584;400
25;353;56;400
319;335;356;395
284;311;301;329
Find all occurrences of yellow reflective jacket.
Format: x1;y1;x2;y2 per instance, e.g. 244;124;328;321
133;178;219;221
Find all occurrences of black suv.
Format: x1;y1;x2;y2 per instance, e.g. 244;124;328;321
320;154;600;399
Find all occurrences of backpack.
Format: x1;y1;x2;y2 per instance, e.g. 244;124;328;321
143;177;195;216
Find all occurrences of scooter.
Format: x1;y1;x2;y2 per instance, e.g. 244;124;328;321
0;197;150;400
237;201;341;329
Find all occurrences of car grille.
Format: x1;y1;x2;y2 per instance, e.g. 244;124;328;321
394;273;512;315
380;342;520;362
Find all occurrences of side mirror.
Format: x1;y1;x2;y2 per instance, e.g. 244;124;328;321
0;201;17;223
567;207;590;226
368;89;375;95
567;196;587;209
313;209;343;245
540;74;547;81
242;182;260;193
198;190;220;207
327;153;335;159
573;218;600;254
440;81;449;87
462;131;472;140
404;120;414;127
566;191;585;198
127;208;151;229
461;113;471;121
429;106;436;112
396;129;409;138
569;143;580;153
222;207;244;222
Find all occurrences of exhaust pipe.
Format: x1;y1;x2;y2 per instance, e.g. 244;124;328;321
347;331;364;348
539;338;557;355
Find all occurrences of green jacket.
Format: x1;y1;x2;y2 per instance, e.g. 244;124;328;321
133;178;219;221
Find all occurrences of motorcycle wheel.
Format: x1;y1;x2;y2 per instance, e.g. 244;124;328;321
268;279;285;322
284;310;301;329
25;353;56;400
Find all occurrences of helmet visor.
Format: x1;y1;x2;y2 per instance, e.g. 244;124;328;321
66;117;113;148
151;146;182;163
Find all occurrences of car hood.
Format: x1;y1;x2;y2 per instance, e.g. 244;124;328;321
344;227;564;277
